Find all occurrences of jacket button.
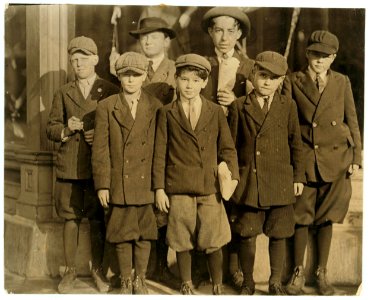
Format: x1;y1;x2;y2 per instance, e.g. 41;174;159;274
124;175;128;178
201;146;205;151
142;141;146;145
257;134;261;139
314;145;319;149
312;122;318;128
256;151;260;156
125;160;129;163
141;175;145;179
331;121;337;126
253;168;257;173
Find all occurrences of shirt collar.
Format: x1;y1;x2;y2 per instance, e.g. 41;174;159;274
179;94;202;105
308;66;327;81
124;90;141;104
215;48;235;60
148;53;165;72
78;73;97;86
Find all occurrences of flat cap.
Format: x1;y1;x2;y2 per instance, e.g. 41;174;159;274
175;53;211;73
201;7;251;38
115;52;149;75
255;51;288;76
307;30;339;54
129;17;176;39
68;36;97;55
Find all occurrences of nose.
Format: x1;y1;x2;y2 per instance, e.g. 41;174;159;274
221;30;228;41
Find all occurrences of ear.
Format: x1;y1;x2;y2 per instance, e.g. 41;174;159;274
163;36;171;49
91;55;99;66
201;77;208;89
207;27;213;36
236;28;242;40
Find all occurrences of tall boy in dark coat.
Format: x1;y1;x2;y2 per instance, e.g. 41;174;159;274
152;54;239;295
229;51;305;295
46;36;119;293
283;30;362;296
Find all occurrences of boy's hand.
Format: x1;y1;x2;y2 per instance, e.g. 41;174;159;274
294;182;304;196
217;89;236;106
84;129;94;145
155;189;170;213
348;164;360;176
97;189;110;208
67;116;84;132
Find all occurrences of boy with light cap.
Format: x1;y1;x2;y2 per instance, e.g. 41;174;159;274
92;52;162;294
152;53;239;295
283;30;362;296
46;36;119;293
229;51;305;295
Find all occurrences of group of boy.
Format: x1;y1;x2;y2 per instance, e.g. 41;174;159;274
47;5;362;296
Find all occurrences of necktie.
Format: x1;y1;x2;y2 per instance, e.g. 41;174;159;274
316;74;325;93
129;99;137;119
79;80;89;99
147;60;154;81
261;97;269;117
189;100;197;130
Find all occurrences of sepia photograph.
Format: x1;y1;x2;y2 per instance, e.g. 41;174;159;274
2;0;366;297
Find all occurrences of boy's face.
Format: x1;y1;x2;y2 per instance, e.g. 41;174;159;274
253;68;284;97
207;16;242;54
70;52;98;80
176;70;208;101
306;50;336;74
139;31;170;59
118;71;147;94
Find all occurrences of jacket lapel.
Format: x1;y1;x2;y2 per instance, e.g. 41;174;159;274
128;92;154;140
258;93;285;134
194;96;215;133
295;70;321;106
149;58;170;83
169;100;198;141
66;81;86;109
243;93;266;127
315;70;339;117
113;93;134;130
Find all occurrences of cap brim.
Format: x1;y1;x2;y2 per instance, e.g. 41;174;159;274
116;67;146;75
129;27;176;39
175;62;210;73
307;43;337;55
255;61;286;76
69;47;96;55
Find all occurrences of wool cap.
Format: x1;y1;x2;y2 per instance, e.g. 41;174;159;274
115;52;149;75
307;30;339;54
68;36;98;55
129;17;176;39
201;7;251;38
255;51;288;76
175;53;211;73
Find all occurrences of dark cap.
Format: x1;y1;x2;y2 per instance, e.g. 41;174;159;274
115;52;149;75
175;54;211;73
307;30;339;54
129;17;176;39
68;36;98;55
255;51;288;76
201;7;251;39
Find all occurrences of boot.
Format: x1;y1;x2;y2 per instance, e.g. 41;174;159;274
286;265;305;295
119;277;133;294
212;283;224;295
91;267;110;293
133;275;149;294
180;281;195;295
315;267;335;295
58;267;77;294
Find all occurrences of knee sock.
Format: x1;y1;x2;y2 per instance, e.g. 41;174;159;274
239;236;256;283
89;219;106;270
317;222;333;269
63;219;80;269
269;237;285;284
294;225;309;266
116;242;133;279
157;226;168;268
207;248;223;285
176;251;192;283
228;236;240;275
134;240;151;277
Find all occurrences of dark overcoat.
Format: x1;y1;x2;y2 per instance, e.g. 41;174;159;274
282;69;362;182
46;77;119;179
92;90;162;205
229;92;306;208
152;95;239;195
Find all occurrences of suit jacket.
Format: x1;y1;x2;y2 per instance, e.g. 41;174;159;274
46;77;119;179
229;92;305;208
282;69;362;182
202;51;254;103
92;89;162;206
152;95;239;195
143;57;176;105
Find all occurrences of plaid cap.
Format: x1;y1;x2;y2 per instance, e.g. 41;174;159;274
115;52;149;75
255;51;288;76
175;53;211;73
307;30;339;55
68;36;98;55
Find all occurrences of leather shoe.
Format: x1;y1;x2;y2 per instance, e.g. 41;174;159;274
286;265;305;295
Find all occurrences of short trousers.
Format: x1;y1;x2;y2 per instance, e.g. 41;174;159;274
166;193;231;254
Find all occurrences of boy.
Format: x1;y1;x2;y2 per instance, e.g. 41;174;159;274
92;52;162;294
152;53;239;295
229;51;305;295
46;36;119;293
110;17;176;105
283;30;362;295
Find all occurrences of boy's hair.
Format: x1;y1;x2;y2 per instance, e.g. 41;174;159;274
175;66;209;81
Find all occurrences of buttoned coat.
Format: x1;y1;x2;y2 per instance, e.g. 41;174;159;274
46;77;119;179
282;69;362;182
202;51;254;103
92;89;162;206
143;57;176;105
229;92;305;208
152;96;239;195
